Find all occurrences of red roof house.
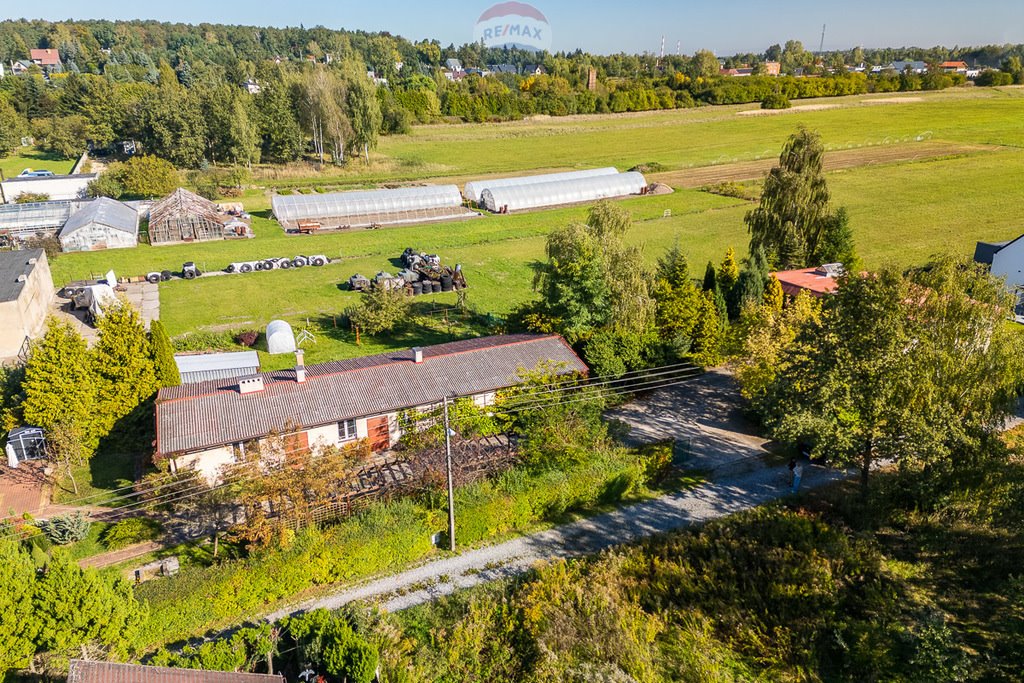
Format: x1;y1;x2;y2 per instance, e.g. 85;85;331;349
29;49;61;67
772;265;841;298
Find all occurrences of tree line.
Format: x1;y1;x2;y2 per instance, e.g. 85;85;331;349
2;19;1018;168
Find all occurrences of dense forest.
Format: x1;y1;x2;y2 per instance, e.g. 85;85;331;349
1;19;1023;170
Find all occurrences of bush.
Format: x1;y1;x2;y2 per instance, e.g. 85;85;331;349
172;330;239;352
234;330;259;348
37;512;91;545
761;91;791;109
102;517;163;550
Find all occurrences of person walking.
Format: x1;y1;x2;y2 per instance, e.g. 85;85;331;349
791;460;804;494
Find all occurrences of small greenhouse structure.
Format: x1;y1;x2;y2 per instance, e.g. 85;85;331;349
464;167;619;204
271;185;473;231
0;200;77;245
59;197;139;252
481;172;648;213
267;320;297;354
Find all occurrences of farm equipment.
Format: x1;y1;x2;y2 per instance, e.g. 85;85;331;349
349;249;467;297
62;270;118;298
73;284;118;325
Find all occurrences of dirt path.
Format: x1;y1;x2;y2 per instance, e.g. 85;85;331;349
79;540;162;569
266;462;851;618
651;141;999;189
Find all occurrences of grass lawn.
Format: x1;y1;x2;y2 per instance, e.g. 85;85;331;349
0;146;76;180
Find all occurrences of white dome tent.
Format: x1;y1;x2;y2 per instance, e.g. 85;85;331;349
481;172;648;213
266;320;297;355
463;167;619;204
271;185;466;230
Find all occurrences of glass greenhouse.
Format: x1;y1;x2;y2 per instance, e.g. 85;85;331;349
480;172;648;213
272;185;464;226
463;167;619;203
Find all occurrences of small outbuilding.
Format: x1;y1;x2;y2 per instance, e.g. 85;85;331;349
59;197;139;252
148;188;251;245
975;235;1024;290
175;351;261;384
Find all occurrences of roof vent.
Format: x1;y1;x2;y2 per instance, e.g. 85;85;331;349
238;375;265;395
816;263;844;278
295;349;306;383
16;275;26;283
27;258;37;265
412;347;424;364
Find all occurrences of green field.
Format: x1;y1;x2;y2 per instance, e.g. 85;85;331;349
0;146;76;181
46;87;1024;363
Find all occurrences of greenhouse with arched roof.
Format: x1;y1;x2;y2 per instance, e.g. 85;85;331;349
271;185;476;231
480;172;648;213
463;167;619;204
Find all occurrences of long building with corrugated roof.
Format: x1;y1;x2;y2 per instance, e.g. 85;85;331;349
155;334;587;481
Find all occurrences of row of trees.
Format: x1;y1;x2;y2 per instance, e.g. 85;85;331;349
2;309;180;494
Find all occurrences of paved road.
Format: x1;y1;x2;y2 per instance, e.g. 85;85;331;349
267;461;850;619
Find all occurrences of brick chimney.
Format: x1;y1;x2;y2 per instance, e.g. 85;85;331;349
295;349;306;383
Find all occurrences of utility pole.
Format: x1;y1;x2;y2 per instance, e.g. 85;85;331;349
443;396;456;552
819;24;827;55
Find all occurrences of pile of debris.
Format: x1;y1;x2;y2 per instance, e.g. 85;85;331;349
349;248;468;296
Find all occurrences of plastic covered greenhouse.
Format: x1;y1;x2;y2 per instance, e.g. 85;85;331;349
266;320;297;355
272;185;467;229
464;167;619;204
481;172;647;213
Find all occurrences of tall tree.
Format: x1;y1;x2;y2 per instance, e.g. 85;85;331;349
149;320;181;388
347;77;382;163
0;96;29;157
746;127;832;269
93;302;158;432
0;540;37;675
21;319;99;453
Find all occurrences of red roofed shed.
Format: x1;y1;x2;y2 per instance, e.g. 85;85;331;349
772;265;841;298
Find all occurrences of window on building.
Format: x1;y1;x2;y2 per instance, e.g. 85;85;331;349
338;418;357;442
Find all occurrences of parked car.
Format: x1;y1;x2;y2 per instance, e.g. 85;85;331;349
18;169;55;178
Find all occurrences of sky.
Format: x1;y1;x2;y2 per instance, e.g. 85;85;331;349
4;1;1024;55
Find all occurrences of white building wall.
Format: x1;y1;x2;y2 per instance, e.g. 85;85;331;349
173;445;236;484
991;240;1024;289
1;175;96;203
306;423;339;451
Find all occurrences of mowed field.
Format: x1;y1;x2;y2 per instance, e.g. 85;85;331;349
48;87;1024;364
0;147;76;180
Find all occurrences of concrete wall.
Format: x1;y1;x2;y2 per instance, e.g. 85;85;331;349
0;252;53;358
60;223;138;252
1;175;97;203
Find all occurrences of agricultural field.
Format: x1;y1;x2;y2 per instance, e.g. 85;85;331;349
48;86;1024;366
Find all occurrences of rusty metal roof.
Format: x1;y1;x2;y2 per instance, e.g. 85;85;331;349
156;334;586;457
68;660;282;683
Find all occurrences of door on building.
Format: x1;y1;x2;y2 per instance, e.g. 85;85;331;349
366;416;391;451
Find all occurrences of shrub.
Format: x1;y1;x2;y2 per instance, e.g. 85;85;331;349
102;517;163;550
761;91;791;109
235;330;259;348
37;512;91;545
172;331;239;352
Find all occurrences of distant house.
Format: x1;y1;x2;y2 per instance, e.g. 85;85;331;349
0;249;53;358
155;334;588;482
59;197;139;252
889;60;928;74
242;78;261;94
29;49;60;68
9;60;31;76
763;61;782;76
523;64;546;76
772;264;842;299
489;63;518;74
67;660;283;682
0;173;97;204
445;58;463;72
939;60;969;73
975;237;1024;289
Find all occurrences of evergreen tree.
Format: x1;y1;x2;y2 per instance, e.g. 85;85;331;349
692;291;724;367
0;540;37;674
93;302;158;433
717;247;740;297
764;274;785;312
728;246;770;319
21;319;99;452
150;320;181;388
817;207;857;266
702;261;717;292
